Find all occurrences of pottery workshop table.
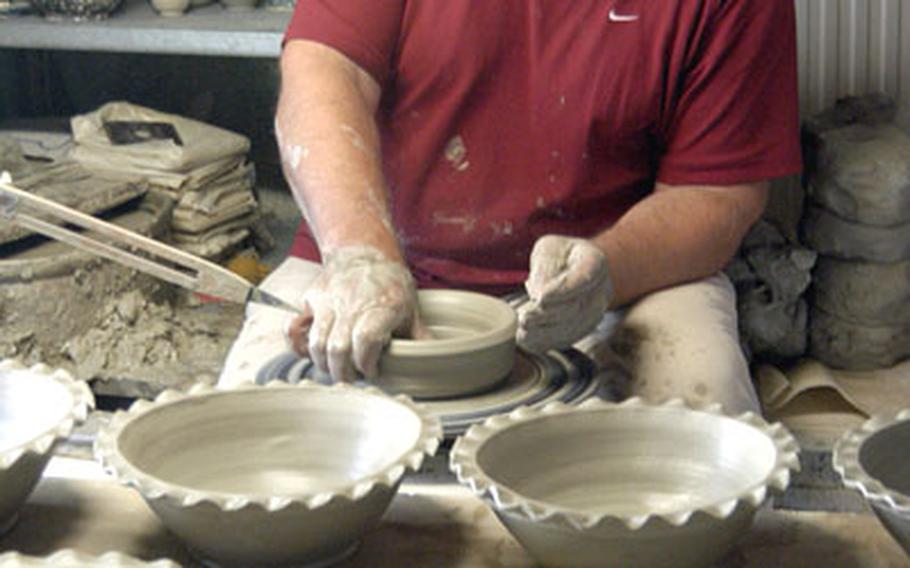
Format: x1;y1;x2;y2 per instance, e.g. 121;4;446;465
1;457;907;568
0;0;289;57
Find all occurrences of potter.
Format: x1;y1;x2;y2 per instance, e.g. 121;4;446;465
228;1;802;414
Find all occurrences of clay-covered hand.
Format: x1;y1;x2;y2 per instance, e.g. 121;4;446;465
287;245;424;382
517;235;613;353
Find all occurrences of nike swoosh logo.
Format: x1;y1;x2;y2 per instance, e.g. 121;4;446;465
609;9;639;22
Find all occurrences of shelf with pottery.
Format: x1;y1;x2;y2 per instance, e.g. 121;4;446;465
0;0;290;58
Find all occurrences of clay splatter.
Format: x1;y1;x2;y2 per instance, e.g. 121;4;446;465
445;135;470;171
340;124;368;153
490;221;514;237
433;212;477;233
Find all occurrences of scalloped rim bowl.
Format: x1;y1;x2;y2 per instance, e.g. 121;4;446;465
0;359;94;535
0;550;179;567
450;398;800;568
833;408;910;555
375;289;518;400
95;381;441;568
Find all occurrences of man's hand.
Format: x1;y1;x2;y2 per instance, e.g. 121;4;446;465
287;246;422;382
517;235;613;353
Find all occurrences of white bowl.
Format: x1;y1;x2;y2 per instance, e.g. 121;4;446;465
0;360;94;535
95;381;441;567
450;398;799;568
375;290;517;400
0;550;178;567
834;408;910;556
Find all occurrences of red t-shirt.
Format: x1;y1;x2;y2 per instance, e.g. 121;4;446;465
284;0;802;294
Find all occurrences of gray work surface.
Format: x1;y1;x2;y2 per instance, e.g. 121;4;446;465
0;0;289;57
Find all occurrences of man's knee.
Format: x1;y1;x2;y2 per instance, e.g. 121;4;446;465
607;274;760;414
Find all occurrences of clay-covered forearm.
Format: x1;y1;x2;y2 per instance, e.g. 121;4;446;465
591;181;769;307
275;40;404;263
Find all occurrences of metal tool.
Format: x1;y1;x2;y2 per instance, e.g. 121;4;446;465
0;172;302;314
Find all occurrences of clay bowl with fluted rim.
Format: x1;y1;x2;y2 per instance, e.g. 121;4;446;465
95;381;441;568
0;550;179;567
0;359;94;535
450;397;800;568
374;289;517;400
834;408;910;556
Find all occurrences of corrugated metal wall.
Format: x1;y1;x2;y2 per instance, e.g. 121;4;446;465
796;0;910;115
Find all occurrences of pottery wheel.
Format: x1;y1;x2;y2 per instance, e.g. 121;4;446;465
256;349;608;437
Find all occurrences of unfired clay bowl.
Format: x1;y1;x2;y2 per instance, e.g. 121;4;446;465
149;0;189;17
834;408;910;556
0;360;94;535
451;398;800;568
95;382;441;568
376;289;517;400
0;551;178;567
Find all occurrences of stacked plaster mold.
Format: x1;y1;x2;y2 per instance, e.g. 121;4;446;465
802;96;910;370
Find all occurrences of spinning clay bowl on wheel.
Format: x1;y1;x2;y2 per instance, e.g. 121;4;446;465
834;408;910;556
95;381;441;568
0;359;94;535
375;289;517;400
451;398;800;568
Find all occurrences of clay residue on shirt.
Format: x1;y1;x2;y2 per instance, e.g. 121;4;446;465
444;135;469;171
432;211;477;233
489;220;514;237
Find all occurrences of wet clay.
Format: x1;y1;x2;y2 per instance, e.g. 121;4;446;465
0;192;243;393
64;290;243;394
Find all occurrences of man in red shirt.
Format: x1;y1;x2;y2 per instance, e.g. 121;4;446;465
256;0;801;412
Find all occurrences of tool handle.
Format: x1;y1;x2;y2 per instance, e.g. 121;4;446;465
0;176;253;304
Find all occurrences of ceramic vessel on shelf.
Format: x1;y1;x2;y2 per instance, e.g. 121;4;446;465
450;397;800;568
375;289;517;400
0;360;94;536
95;381;441;568
834;408;910;556
149;0;188;17
28;0;121;19
218;0;256;11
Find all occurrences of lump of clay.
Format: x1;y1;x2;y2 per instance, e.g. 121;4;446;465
0;136;33;179
802;205;910;263
810;306;910;370
726;220;816;361
813;257;910;325
811;125;910;226
804;93;896;134
739;286;809;359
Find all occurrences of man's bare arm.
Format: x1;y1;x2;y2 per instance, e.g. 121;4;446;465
276;40;419;381
518;181;768;351
275;40;402;261
594;181;768;306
